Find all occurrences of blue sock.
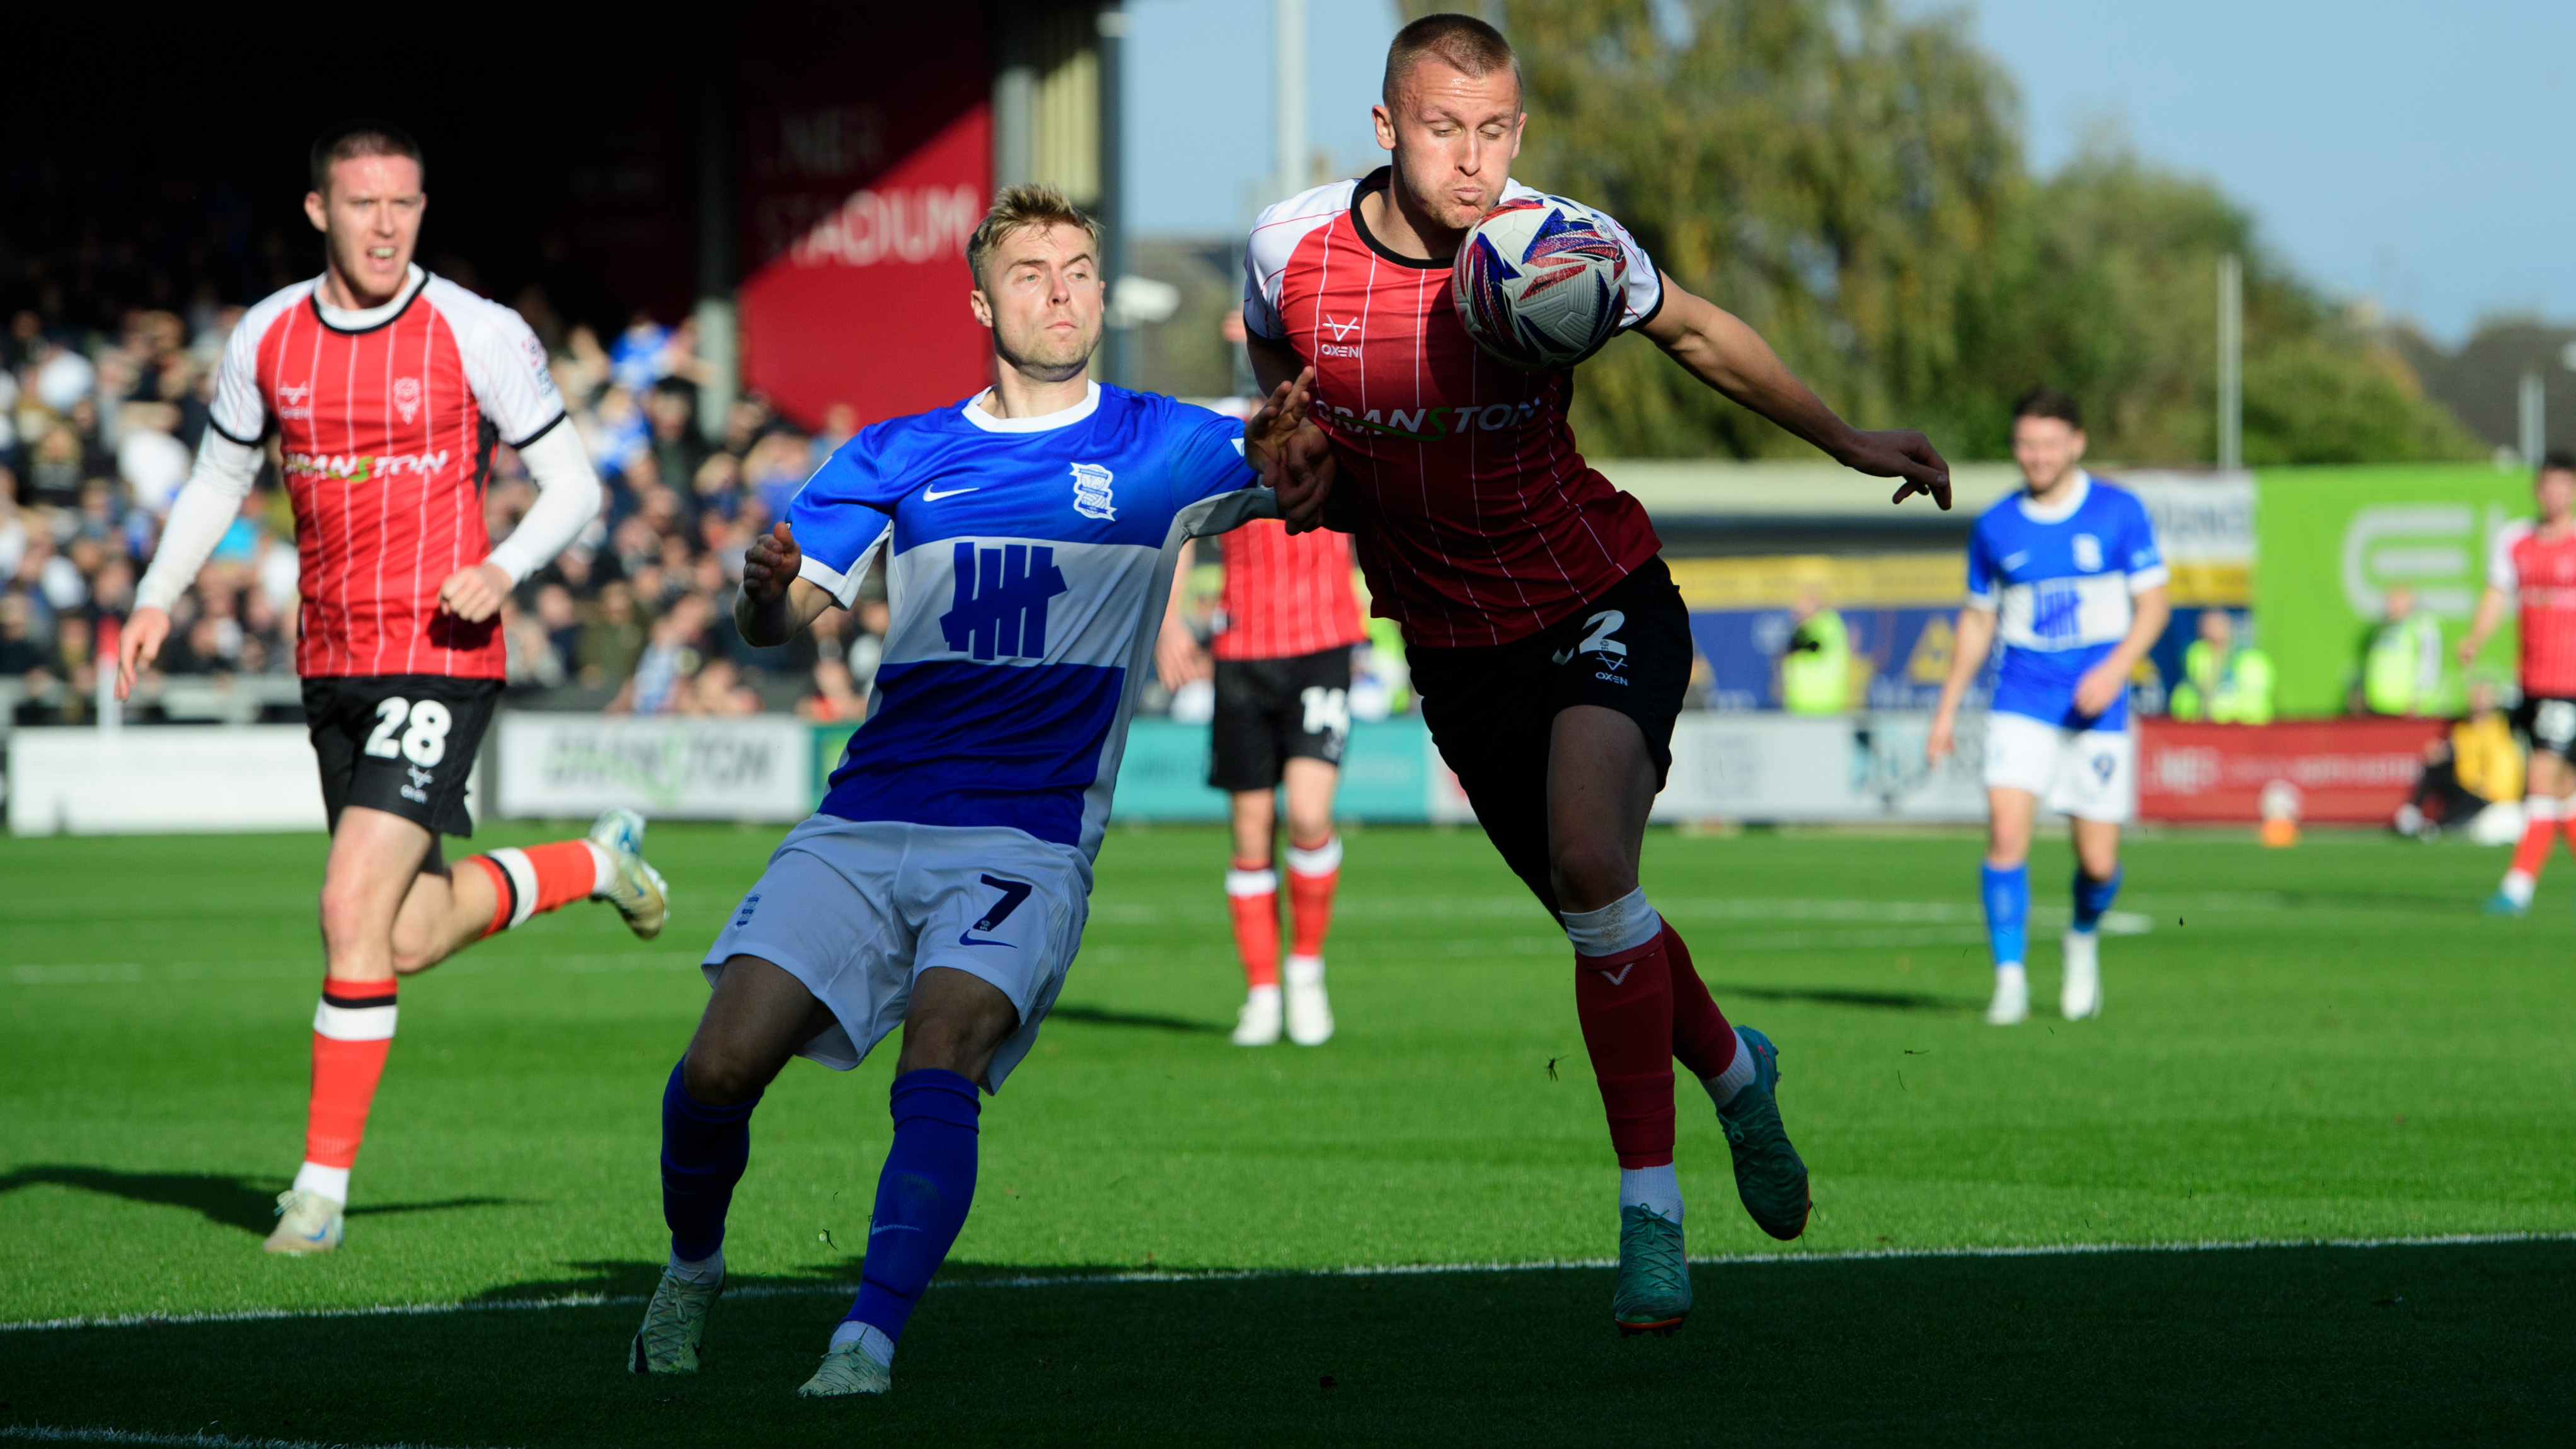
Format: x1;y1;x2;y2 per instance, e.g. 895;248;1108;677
2073;864;2124;932
844;1068;982;1346
1981;862;2029;968
660;1058;761;1263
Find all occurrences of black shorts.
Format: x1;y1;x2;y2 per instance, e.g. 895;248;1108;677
1407;557;1692;916
1209;648;1352;791
2514;696;2576;759
304;674;500;850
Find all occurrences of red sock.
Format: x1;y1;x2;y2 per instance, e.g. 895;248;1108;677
306;977;397;1176
461;840;604;940
2510;807;2558;881
1660;924;1739;1080
1226;861;1280;990
1573;936;1676;1169
1285;835;1342;959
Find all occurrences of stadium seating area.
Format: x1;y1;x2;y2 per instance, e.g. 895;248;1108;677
0;294;891;728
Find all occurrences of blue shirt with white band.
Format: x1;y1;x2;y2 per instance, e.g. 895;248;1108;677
790;382;1272;857
1964;472;2166;731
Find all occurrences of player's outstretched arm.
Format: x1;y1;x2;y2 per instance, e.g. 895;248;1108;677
1638;275;1951;512
737;522;837;648
120;430;265;699
1926;607;1998;764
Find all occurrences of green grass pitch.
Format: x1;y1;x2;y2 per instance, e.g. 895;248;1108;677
3;820;2572;1446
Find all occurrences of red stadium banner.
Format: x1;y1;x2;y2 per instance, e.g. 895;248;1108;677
2137;718;2444;823
736;14;992;430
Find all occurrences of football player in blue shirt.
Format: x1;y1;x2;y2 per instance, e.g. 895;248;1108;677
1928;387;2170;1024
626;185;1325;1398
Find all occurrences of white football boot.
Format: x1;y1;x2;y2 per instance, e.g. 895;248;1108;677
2061;930;2103;1019
1284;954;1335;1046
262;1188;344;1254
1984;965;2030;1026
588;807;670;939
630;1267;722;1375
798;1341;892;1397
1231;985;1283;1046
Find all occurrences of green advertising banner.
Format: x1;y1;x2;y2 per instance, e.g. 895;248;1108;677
2255;464;2533;718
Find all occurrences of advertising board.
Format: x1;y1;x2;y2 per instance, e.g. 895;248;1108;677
2136;718;2442;823
495;715;811;822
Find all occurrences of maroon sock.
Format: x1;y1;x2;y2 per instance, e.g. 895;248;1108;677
1574;935;1677;1169
1661;924;1739;1081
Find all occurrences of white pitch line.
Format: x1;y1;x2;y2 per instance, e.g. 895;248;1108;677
0;1425;509;1449
8;1230;2570;1335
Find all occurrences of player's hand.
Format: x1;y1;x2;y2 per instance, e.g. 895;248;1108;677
2074;661;2127;718
1276;427;1339;534
1926;707;1955;765
1842;428;1952;512
744;522;802;605
1154;618;1212;692
115;606;170;702
437;562;514;623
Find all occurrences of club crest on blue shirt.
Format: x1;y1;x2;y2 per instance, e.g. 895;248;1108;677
1071;462;1116;521
2072;534;2102;571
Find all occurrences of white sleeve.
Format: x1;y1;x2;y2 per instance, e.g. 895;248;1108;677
1598;210;1665;331
134;432;263;611
2490;525;2522;591
206;305;274;445
483;424;603;584
440;282;568;447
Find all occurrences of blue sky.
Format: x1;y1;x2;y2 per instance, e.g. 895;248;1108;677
1125;0;2574;343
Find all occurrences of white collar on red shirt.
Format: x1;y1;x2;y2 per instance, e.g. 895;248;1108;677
314;264;427;330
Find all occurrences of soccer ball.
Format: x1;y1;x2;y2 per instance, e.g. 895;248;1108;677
1452;195;1631;370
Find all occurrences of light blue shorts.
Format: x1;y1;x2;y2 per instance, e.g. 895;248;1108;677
701;815;1093;1091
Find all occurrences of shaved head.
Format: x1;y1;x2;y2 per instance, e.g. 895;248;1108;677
1383;12;1521;108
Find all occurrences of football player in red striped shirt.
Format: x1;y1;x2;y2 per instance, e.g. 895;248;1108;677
117;121;669;1255
2461;450;2576;914
1248;16;1950;1333
1157;515;1368;1047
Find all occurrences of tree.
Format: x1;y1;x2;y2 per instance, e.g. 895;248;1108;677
1397;0;2480;464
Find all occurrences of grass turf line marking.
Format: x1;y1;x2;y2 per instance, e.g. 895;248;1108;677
0;1426;511;1449
9;1230;2570;1335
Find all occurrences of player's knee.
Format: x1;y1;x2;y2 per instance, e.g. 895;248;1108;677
1549;840;1636;910
679;1044;766;1106
316;878;376;949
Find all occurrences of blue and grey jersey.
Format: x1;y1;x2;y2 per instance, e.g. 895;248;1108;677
1964;471;2167;730
791;381;1272;857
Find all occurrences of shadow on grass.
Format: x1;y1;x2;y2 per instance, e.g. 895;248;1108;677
0;1166;526;1235
6;1240;2571;1447
1045;1004;1225;1034
1715;983;1979;1015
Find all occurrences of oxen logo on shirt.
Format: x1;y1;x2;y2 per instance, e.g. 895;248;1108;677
1071;463;1117;521
393;377;422;424
276;381;313;420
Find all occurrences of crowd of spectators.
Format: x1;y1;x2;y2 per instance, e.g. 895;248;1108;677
0;290;891;728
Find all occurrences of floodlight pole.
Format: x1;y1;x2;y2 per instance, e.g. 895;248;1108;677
1275;0;1309;201
2217;253;2243;471
2520;370;2545;464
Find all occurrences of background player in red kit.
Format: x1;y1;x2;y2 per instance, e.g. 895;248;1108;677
117;121;668;1254
1245;15;1951;1332
2462;450;2576;914
1157;514;1368;1047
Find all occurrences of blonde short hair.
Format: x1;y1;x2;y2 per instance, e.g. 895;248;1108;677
966;185;1103;290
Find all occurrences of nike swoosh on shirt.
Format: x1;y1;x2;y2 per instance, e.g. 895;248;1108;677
923;486;979;500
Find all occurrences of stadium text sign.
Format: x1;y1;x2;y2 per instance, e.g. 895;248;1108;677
2136;718;2443;823
495;715;810;822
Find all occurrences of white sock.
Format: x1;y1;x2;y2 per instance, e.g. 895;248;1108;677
2502;869;2537;907
1619;1163;1683;1225
1994;963;2028;987
1561;887;1665;956
830;1319;897;1367
1284;954;1325;988
586;840;618;896
292;1161;350;1205
667;1248;723;1285
1245;983;1281;1005
1703;1028;1759;1109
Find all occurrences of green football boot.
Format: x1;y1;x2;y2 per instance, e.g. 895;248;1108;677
1611;1202;1693;1336
1718;1028;1811;1240
798;1341;892;1397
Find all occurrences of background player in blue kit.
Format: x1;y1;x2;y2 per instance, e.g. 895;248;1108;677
1928;388;2170;1025
626;185;1325;1399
